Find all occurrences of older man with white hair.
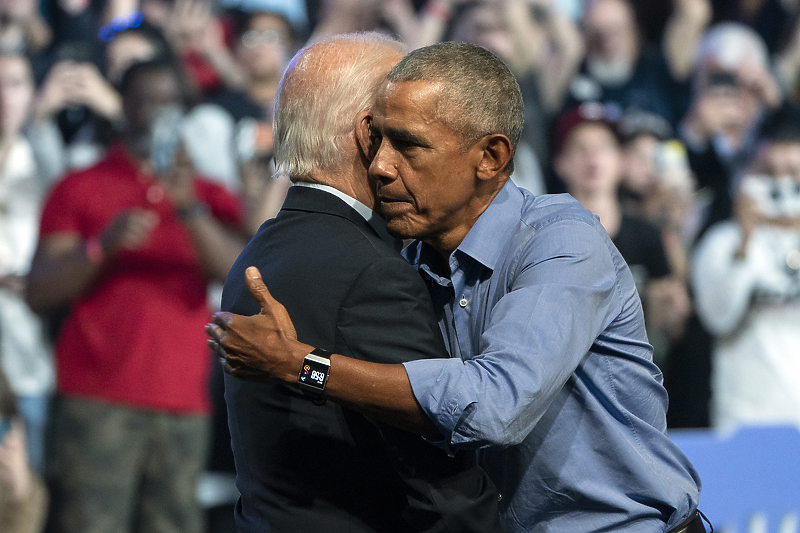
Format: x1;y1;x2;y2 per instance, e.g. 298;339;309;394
681;21;782;235
211;40;706;533
219;33;504;533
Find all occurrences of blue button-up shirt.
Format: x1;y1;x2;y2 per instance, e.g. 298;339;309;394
403;181;701;532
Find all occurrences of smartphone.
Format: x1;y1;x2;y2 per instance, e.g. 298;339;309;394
655;140;693;193
149;105;185;175
740;174;800;218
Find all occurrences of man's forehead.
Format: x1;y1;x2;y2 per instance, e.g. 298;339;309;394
374;80;444;121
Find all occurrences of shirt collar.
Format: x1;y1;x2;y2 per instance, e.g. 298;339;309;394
293;181;395;245
408;180;525;275
454;180;525;271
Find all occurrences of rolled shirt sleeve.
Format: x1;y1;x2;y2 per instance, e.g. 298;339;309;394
404;212;624;451
402;183;700;532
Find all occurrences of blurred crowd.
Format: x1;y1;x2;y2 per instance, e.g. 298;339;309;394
1;0;800;532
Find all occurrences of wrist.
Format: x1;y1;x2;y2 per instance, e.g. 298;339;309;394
298;347;332;405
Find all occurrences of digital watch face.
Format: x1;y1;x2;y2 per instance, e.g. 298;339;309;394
299;357;329;392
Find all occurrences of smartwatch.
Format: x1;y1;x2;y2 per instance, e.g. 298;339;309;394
298;348;331;405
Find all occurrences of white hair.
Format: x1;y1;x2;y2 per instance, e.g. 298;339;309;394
696;22;769;72
272;32;407;181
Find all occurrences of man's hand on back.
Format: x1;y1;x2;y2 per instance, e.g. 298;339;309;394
207;267;311;384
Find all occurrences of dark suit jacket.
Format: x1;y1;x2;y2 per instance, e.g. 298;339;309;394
222;186;504;533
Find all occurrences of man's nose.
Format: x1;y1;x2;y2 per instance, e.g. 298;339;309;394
369;147;397;183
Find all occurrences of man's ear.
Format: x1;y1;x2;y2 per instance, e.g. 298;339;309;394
355;110;373;159
475;134;513;181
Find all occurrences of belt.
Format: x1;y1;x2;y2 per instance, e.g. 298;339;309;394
668;510;712;533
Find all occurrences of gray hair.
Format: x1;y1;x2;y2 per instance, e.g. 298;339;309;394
696;22;769;72
273;32;407;181
387;41;524;172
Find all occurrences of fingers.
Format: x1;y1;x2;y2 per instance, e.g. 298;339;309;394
206;328;237;375
211;341;272;383
103;208;160;253
210;312;232;329
244;266;274;312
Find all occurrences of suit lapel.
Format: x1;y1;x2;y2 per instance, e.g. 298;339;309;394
281;186;396;246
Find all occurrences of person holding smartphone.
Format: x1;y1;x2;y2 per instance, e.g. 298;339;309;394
25;59;246;533
692;104;800;431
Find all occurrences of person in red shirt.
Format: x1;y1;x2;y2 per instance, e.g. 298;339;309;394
26;59;245;533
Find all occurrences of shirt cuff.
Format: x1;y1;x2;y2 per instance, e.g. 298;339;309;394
403;358;476;453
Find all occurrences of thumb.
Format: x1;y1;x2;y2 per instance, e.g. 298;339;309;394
245;266;273;313
245;266;298;340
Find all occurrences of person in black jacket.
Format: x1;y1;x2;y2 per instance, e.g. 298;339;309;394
219;32;504;533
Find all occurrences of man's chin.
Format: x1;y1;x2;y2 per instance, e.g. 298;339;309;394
384;217;417;241
385;224;413;241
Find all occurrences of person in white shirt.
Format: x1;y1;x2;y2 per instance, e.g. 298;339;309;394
693;105;800;430
0;53;55;475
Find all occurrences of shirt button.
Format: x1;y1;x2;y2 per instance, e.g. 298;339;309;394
459;297;468;308
498;493;503;502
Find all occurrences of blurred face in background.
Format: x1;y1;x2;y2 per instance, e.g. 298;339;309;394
0;55;34;138
696;70;758;148
123;67;182;142
622;133;660;196
583;0;639;84
556;122;623;198
236;13;292;82
450;5;514;66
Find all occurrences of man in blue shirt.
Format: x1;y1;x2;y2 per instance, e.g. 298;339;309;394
208;41;705;533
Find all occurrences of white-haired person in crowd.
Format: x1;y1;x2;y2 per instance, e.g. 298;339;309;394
680;21;783;235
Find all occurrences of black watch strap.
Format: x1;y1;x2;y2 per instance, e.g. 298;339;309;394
298;348;332;405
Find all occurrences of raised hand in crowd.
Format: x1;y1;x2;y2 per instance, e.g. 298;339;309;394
55;0;91;16
683;71;751;149
406;0;473;49
0;0;52;52
310;0;385;41
97;208;160;257
33;61;122;123
663;0;712;81
379;0;418;44
503;0;584;112
731;187;764;258
685;57;781;152
165;0;246;90
737;57;782;110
